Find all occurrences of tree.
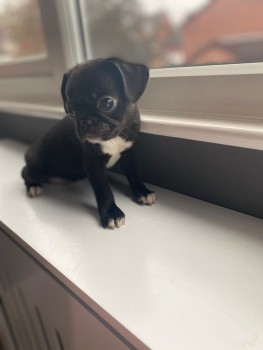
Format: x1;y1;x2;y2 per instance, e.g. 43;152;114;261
83;0;152;64
0;0;46;58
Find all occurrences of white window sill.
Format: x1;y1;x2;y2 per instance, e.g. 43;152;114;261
1;139;263;349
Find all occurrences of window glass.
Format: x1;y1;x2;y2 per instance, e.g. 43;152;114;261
81;0;263;68
0;0;47;63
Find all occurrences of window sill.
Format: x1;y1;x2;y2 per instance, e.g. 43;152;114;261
1;100;263;150
141;110;263;150
1;139;263;349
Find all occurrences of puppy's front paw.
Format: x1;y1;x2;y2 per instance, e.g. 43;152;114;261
137;192;156;205
134;187;156;206
101;204;125;229
27;186;43;198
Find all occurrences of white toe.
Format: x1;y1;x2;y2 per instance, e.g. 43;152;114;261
28;186;43;198
116;217;125;228
147;193;156;205
107;219;115;229
35;186;43;196
107;217;125;229
138;193;156;205
138;196;146;204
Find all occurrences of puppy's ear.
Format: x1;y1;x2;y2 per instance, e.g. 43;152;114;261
61;72;70;113
106;58;149;103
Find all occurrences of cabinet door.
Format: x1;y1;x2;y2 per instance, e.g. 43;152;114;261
0;304;16;350
0;230;133;350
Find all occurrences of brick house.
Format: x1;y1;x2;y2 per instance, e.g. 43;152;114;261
181;0;263;65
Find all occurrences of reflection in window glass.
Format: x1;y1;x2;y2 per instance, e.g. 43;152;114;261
81;0;263;68
0;0;47;63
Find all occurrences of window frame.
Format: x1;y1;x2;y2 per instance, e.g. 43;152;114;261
0;0;84;106
0;0;263;151
138;62;263;150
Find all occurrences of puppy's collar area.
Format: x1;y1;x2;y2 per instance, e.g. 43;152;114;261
86;136;133;168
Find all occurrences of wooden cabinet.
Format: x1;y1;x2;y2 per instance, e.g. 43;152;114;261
0;230;131;350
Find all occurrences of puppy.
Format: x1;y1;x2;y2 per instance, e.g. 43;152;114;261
21;58;156;229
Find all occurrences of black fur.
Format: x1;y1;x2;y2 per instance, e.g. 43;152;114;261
22;58;155;228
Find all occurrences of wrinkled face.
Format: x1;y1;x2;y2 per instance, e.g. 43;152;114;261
64;63;127;143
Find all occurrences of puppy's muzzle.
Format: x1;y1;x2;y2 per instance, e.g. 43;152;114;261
76;116;120;143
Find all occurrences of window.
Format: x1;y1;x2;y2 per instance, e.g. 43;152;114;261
0;0;68;106
78;0;263;150
0;0;263;150
0;0;47;62
80;0;263;68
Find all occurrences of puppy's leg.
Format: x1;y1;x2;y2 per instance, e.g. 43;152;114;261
86;159;125;229
120;148;156;205
21;166;44;198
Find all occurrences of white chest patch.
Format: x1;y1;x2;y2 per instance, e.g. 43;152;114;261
87;136;133;168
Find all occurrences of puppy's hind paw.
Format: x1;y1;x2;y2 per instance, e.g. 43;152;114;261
27;186;43;198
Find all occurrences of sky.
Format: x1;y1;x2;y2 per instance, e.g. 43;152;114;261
141;0;211;24
0;0;211;24
0;0;27;14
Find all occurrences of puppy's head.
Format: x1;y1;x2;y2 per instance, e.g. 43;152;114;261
61;58;149;143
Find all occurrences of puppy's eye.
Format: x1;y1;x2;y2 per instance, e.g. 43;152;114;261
97;96;116;112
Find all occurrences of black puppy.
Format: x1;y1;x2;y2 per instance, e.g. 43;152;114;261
22;58;156;229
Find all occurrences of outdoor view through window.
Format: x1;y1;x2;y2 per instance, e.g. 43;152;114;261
0;0;46;62
1;0;263;68
83;0;263;67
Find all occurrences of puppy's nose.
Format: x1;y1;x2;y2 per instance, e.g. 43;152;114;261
79;119;91;128
81;119;94;132
101;122;110;132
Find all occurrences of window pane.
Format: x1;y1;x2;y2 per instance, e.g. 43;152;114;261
81;0;263;68
0;0;47;63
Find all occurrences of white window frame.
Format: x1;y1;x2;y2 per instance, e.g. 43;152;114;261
140;62;263;150
0;0;263;151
